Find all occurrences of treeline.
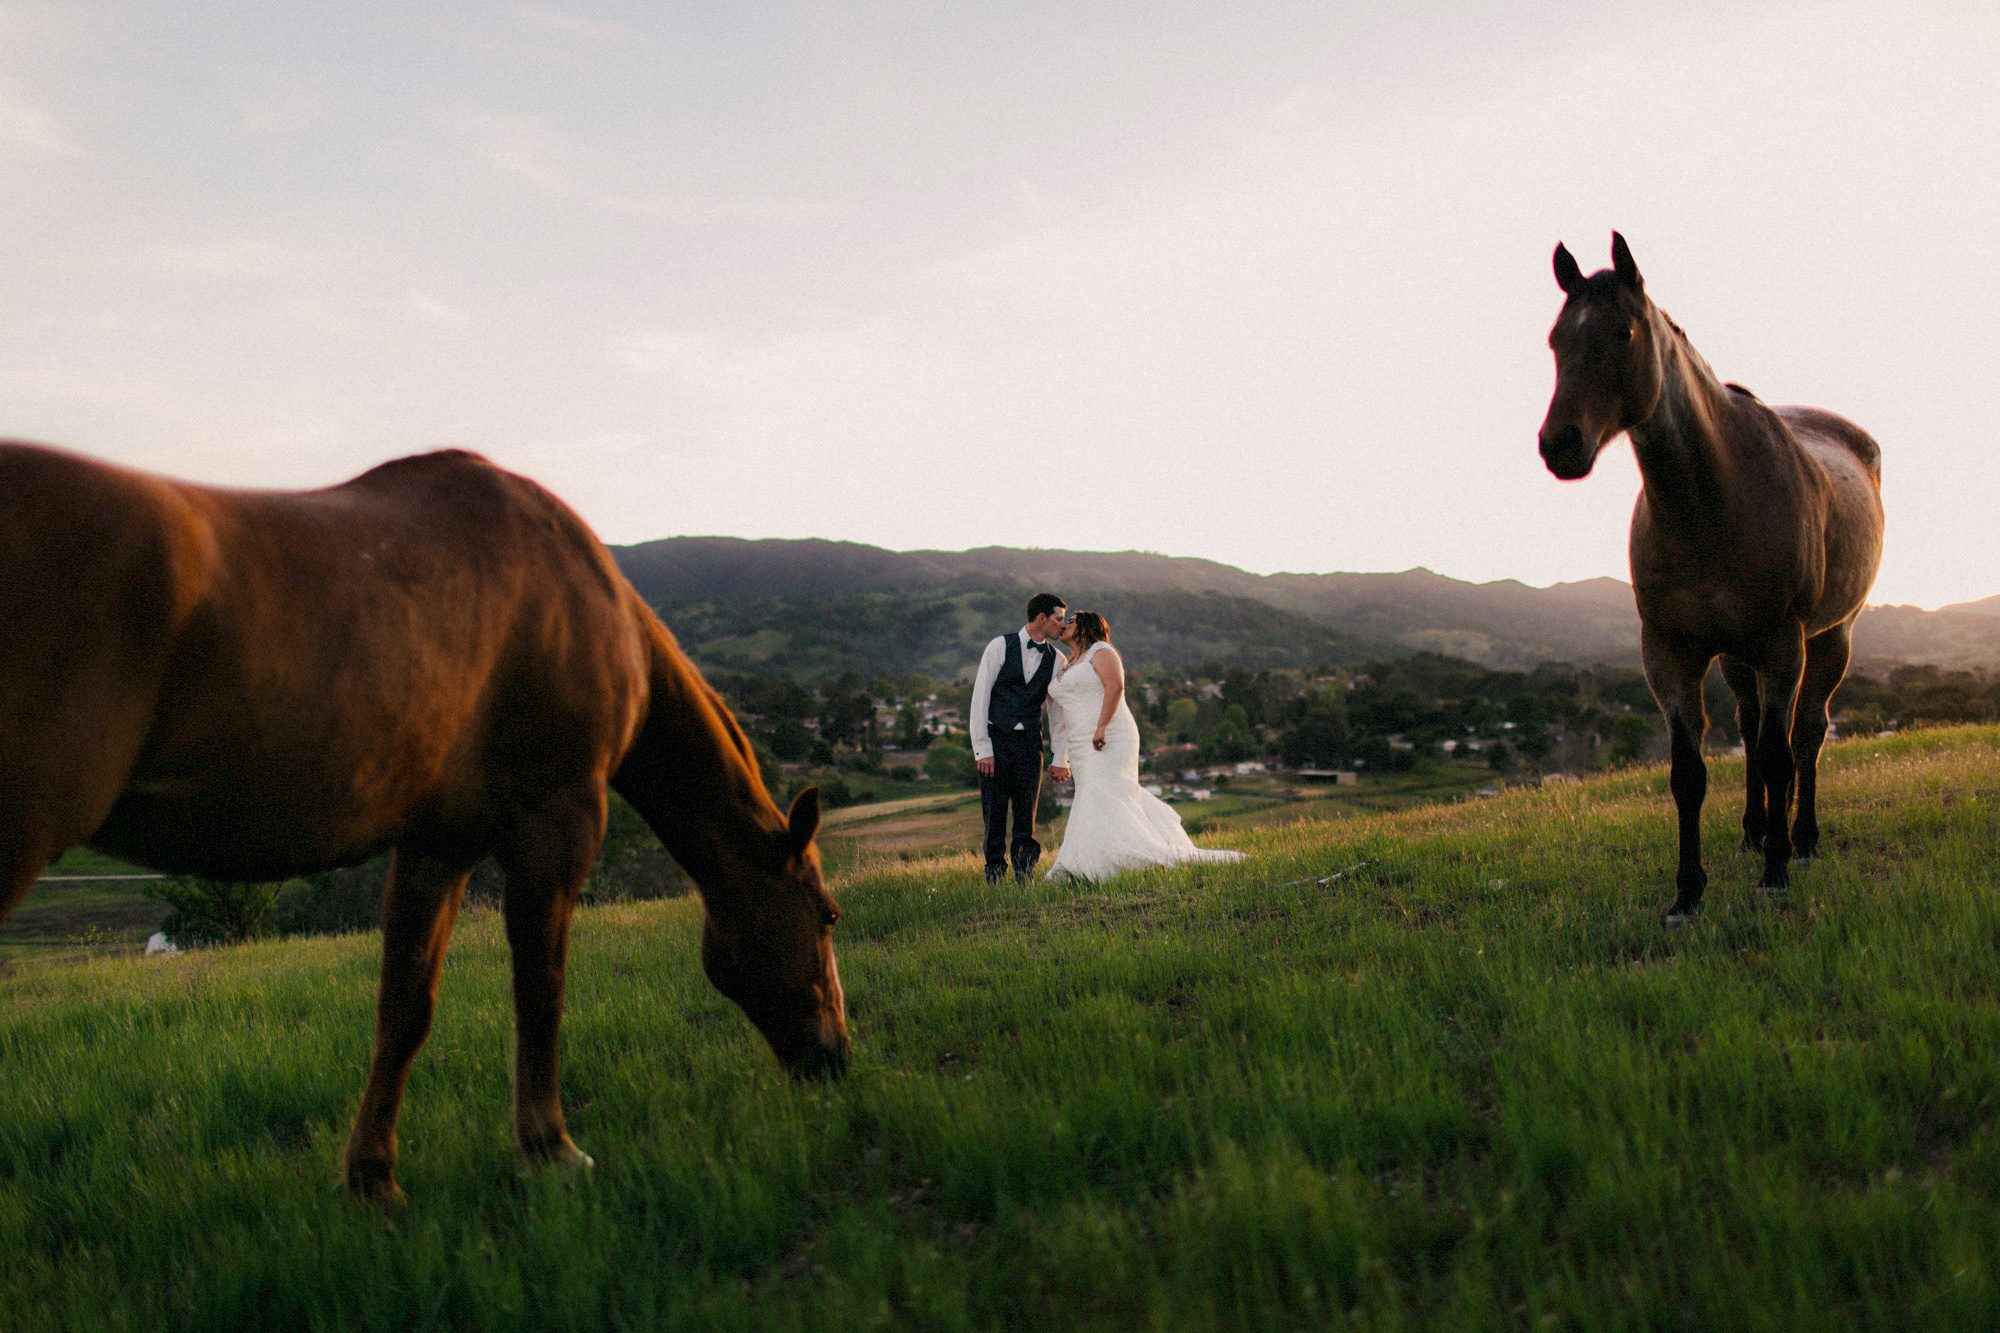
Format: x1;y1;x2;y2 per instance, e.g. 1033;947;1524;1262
1125;655;1997;773
713;652;2000;790
1131;654;1660;775
658;587;1368;683
1834;663;2000;732
712;654;1665;781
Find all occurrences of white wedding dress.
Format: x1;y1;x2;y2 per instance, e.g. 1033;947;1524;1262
1045;643;1245;880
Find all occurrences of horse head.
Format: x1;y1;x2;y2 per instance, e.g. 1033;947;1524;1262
1539;231;1664;480
697;786;850;1080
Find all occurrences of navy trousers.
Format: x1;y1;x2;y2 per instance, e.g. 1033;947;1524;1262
979;729;1043;879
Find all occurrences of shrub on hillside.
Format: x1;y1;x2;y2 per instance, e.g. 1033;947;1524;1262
925;739;977;788
144;877;281;946
271;864;386;937
787;772;873;808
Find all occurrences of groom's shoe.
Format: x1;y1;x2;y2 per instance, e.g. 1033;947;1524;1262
984;866;1006;885
1012;855;1039;883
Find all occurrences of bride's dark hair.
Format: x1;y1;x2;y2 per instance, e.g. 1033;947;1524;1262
1070;611;1110;650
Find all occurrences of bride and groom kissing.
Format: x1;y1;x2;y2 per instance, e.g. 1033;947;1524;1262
969;592;1244;883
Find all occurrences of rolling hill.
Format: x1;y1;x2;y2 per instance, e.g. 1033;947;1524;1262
611;537;2000;679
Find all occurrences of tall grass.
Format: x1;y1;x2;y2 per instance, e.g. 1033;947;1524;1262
1;727;1996;1330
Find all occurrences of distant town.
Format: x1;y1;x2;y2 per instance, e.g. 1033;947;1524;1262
706;653;1996;810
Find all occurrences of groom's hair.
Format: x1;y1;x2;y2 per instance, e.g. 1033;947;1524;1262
1025;592;1066;621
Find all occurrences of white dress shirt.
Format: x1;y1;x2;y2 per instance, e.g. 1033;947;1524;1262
968;626;1071;767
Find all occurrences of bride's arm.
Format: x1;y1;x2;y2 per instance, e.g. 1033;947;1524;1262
1089;645;1123;750
1046;684;1070;774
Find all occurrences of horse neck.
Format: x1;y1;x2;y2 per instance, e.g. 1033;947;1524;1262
612;613;784;889
1627;307;1740;530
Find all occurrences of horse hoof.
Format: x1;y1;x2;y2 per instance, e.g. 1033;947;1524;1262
1663;907;1697;929
521;1136;595;1179
342;1166;406;1212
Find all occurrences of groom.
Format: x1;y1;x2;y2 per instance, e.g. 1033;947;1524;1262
969;592;1072;883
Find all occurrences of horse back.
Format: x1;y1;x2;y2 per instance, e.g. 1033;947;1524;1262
1777;405;1882;485
2;442;650;879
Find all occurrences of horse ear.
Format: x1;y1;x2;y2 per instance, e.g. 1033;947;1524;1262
1553;243;1585;295
1610;231;1643;291
785;786;822;854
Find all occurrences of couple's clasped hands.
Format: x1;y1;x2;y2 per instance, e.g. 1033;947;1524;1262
1049;727;1108;780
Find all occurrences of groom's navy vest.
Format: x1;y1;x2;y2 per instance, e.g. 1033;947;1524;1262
989;634;1055;740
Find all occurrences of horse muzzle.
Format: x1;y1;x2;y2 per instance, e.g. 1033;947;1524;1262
788;1034;851;1082
1539;423;1595;480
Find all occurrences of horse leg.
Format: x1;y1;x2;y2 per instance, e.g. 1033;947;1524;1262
342;849;476;1207
0;795;59;923
1;736;142;927
497;788;606;1173
1790;624;1851;862
1752;630;1808;892
0;836;54;927
1719;655;1766;853
0;781;93;926
1643;632;1712;924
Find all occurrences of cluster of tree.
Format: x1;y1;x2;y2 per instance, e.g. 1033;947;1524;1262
707;668;941;811
708;652;1999;800
705;654;1650;787
1040;654;1995;781
712;669;915;766
1834;664;2000;733
1123;654;1665;775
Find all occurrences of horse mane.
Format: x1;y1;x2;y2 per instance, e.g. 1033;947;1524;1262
1654;306;1725;392
696;673;763;773
612;593;789;857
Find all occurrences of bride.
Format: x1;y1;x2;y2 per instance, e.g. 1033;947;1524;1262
1044;611;1245;880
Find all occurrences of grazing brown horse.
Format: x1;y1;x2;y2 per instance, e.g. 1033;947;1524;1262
0;440;848;1205
1538;235;1884;924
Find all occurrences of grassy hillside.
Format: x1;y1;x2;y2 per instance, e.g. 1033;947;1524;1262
655;585;1367;681
811;763;1499;879
1;727;1997;1329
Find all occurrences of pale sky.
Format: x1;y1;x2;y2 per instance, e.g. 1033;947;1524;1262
3;2;1996;607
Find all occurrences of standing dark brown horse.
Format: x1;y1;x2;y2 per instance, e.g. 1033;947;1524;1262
0;440;848;1205
1538;235;1884;924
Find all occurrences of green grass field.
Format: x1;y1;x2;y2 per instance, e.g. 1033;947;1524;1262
1;727;1996;1330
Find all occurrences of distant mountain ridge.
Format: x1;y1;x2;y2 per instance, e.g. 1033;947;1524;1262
1940;593;2000;619
609;537;2000;680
